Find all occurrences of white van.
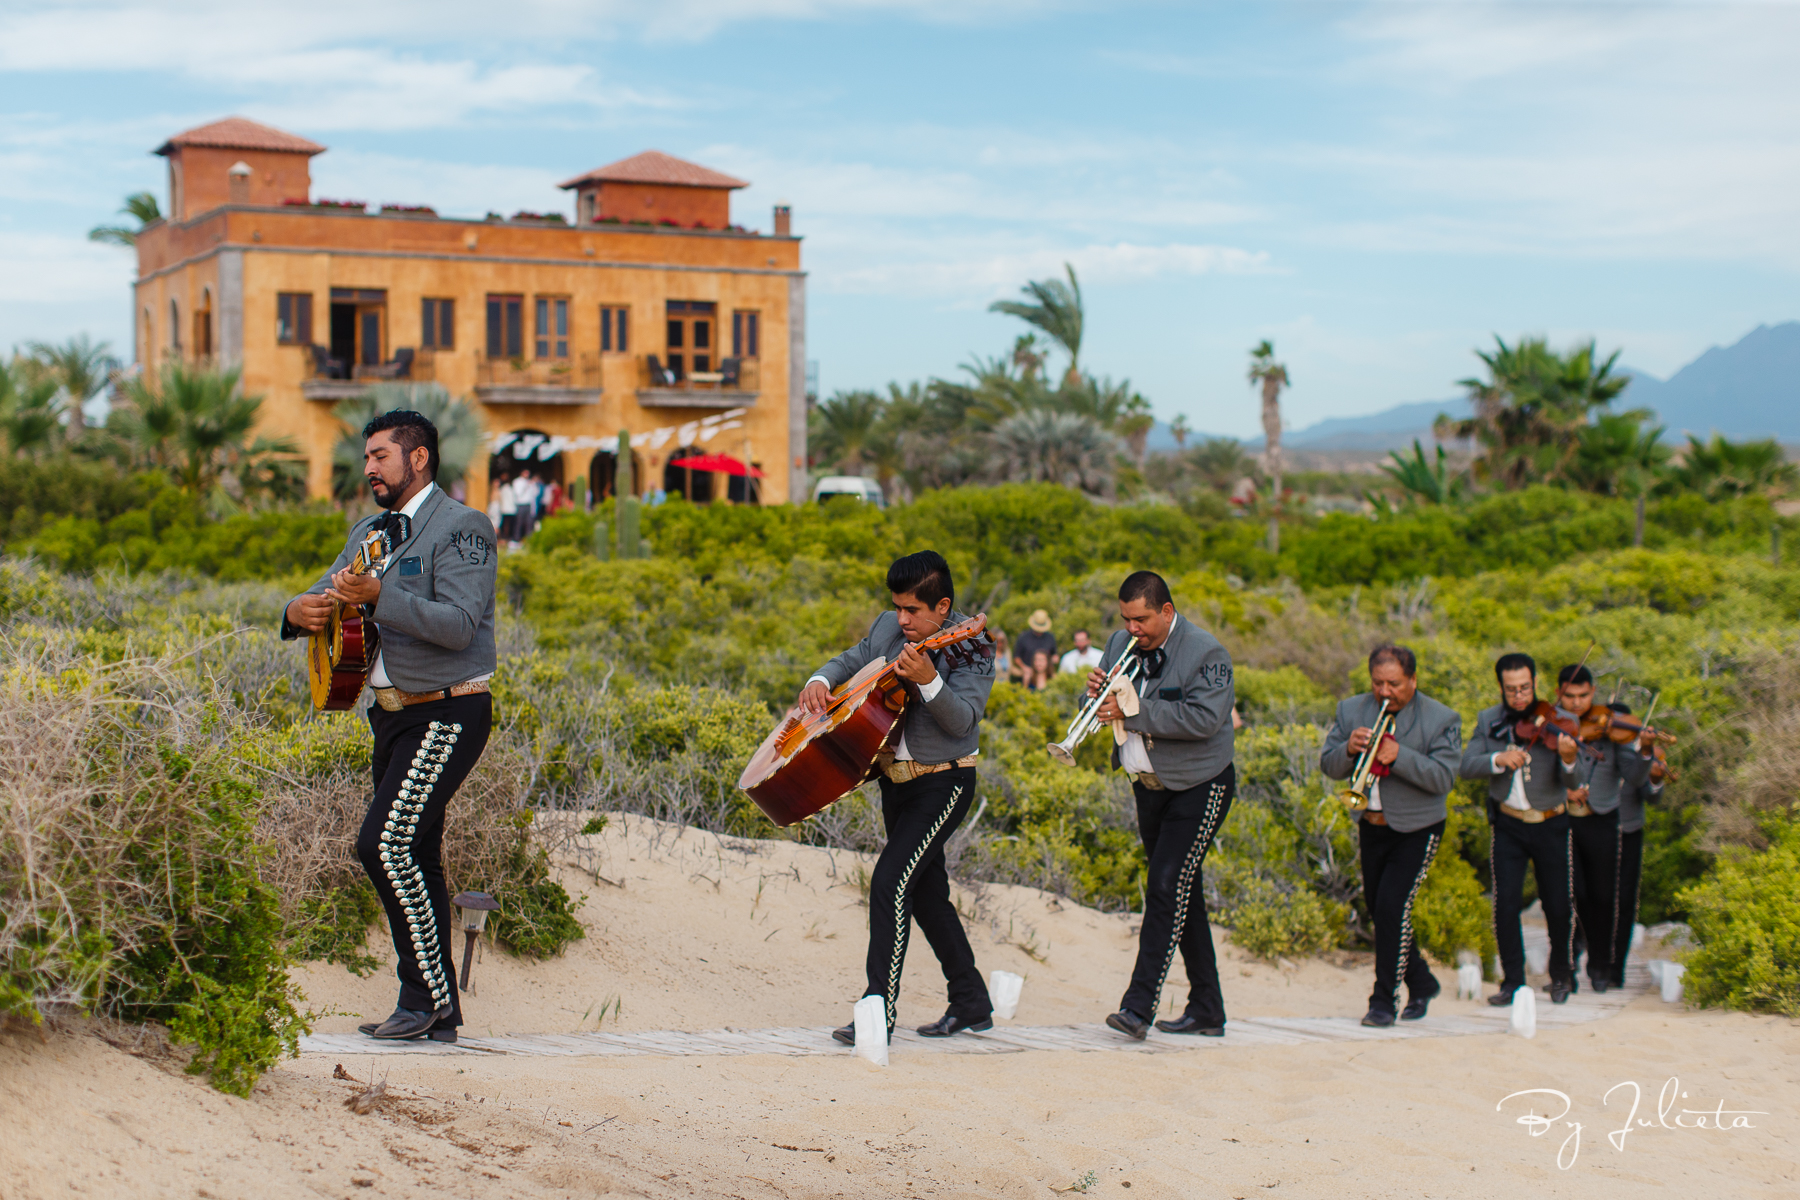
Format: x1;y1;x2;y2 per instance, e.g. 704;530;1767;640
812;475;887;508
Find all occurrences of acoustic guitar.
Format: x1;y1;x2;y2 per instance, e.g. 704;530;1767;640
308;529;386;711
738;614;989;827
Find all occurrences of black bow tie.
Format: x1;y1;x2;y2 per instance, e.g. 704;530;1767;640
372;510;412;558
1134;645;1167;679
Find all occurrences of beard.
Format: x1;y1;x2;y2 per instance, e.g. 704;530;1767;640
370;459;416;510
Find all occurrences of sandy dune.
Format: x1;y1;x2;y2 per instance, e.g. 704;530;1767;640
3;816;1795;1199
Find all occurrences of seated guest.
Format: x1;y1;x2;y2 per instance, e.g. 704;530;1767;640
1014;610;1057;680
1059;629;1104;675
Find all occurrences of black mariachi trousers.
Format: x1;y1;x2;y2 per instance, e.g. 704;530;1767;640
864;767;991;1030
1489;809;1575;989
1569;808;1624;987
1358;817;1444;1014
355;693;492;1026
1119;764;1235;1026
1612;828;1645;986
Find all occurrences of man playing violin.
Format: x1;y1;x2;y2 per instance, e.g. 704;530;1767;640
1321;644;1462;1027
1557;666;1655;993
799;551;997;1046
1087;571;1236;1041
1612;702;1663;988
1459;653;1581;1005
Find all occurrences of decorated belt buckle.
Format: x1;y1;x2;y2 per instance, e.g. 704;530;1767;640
373;687;404;713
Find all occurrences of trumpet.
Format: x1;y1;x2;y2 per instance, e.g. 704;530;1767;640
1337;705;1396;812
1046;654;1145;766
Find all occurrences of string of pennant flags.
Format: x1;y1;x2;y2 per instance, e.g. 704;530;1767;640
489;408;750;462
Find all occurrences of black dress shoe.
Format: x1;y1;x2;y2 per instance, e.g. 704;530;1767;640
1361;1006;1397;1028
1154;1014;1223;1036
1549;977;1573;1005
1400;980;1441;1021
360;1007;408;1036
917;1012;993;1037
1487;984;1522;1007
369;1006;451;1040
832;1024;891;1046
1590;978;1610;994
1105;1010;1149;1041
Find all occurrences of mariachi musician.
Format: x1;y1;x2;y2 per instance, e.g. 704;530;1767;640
1087;571;1236;1041
797;551;996;1045
1320;644;1462;1027
1609;701;1662;987
1459;652;1579;1005
281;410;498;1044
1555;665;1655;993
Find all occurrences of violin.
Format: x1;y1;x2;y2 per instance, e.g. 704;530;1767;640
1504;699;1603;761
1577;707;1677;747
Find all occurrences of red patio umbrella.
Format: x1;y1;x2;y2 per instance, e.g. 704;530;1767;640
668;452;765;478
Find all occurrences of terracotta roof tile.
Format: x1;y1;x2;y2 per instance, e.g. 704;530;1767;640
156;117;326;157
558;150;748;191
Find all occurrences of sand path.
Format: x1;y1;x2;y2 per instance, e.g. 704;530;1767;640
4;817;1795;1199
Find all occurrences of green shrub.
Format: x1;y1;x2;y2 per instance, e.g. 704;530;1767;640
1677;823;1800;1016
1228;884;1341;961
287;883;384;976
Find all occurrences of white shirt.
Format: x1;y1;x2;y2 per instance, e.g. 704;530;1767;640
1059;645;1103;675
369;484;434;689
1492;750;1531;810
1119;615;1179;775
805;666;956;763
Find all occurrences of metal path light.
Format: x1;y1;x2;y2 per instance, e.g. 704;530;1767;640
451;891;500;992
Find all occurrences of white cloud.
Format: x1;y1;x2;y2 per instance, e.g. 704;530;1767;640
0;233;134;306
820;237;1273;297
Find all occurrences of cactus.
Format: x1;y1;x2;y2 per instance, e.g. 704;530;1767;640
614;430;641;560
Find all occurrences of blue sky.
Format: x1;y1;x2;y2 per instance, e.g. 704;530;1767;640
3;0;1797;437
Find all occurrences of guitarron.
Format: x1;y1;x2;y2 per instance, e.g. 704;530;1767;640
738;614;989;827
308;529;386;711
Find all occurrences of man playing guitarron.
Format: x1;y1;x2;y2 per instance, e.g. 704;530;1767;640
799;551;997;1045
282;410;498;1043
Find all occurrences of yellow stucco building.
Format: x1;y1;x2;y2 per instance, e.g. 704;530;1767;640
133;117;808;505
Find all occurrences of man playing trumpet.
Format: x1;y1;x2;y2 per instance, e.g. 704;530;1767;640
1320;645;1462;1027
1086;571;1237;1040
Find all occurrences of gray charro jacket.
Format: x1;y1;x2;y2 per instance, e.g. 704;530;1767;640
1460;702;1574;816
1320;691;1462;833
810;609;994;764
1097;616;1235;791
281;487;498;693
1618;776;1661;834
1566;734;1654;816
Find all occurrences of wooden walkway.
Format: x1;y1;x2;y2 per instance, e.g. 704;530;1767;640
300;958;1653;1060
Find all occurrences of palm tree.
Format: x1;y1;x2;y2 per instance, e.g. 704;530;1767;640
111;362;300;500
89;192;163;247
1188;436;1252;493
1170;414;1190;450
989;264;1084;386
1247;340;1289;553
1438;336;1628;489
1377;439;1469;507
0;357;65;457
809;390;886;475
988;410;1118;497
1669;433;1796;501
331;384;483;500
23;334;118;432
1571;412;1669;545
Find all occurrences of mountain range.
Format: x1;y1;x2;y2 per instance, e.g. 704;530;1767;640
1149;321;1800;454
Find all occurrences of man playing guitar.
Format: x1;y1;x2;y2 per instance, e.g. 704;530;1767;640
798;551;997;1046
281;410;498;1043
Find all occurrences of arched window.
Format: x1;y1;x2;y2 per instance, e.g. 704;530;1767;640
169;299;182;354
141;306;153;365
196;287;213;358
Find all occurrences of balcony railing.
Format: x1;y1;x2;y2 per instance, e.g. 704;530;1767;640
635;355;760;408
474;354;602;405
